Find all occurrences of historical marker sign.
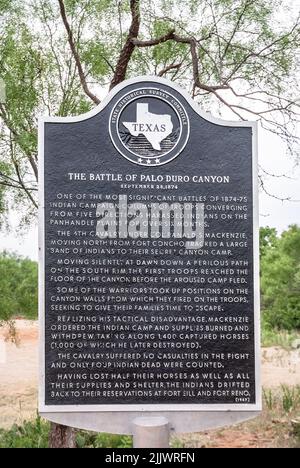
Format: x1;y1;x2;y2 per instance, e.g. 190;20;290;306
39;77;261;427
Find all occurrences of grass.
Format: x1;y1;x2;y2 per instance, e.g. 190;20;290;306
263;388;275;411
76;432;132;449
1;386;299;448
261;326;300;350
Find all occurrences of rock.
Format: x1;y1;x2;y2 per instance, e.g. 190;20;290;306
291;339;300;350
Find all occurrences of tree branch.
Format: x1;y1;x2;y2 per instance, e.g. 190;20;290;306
0;171;22;187
0;180;23;190
110;0;141;90
132;29;176;47
58;0;100;105
222;0;255;60
259;165;295;180
134;30;228;92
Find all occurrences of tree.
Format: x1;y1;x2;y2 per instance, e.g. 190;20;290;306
260;225;300;330
0;0;299;222
1;0;300;448
0;252;38;322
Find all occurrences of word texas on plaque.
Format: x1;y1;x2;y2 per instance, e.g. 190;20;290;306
39;77;261;415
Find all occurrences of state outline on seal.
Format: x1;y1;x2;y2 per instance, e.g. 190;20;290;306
109;86;190;167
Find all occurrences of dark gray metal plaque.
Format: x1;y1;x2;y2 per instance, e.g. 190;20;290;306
39;77;260;416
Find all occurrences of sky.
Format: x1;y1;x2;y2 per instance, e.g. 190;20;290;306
0;124;299;261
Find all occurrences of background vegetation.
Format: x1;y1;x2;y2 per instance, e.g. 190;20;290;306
0;0;299;448
0;416;133;449
0;0;299;226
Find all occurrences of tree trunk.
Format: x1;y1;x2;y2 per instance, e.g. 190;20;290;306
49;423;77;449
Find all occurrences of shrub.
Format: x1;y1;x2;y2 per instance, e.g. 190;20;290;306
260;225;300;331
0;417;49;449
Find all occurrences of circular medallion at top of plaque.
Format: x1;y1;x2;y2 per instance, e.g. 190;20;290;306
109;87;190;167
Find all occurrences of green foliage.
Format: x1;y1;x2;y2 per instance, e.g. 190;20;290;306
260;226;277;257
0;0;14;13
75;430;132;448
260;225;300;330
0;251;38;322
0;0;299;220
170;437;185;448
1;23;40;153
94;433;132;449
1;387;300;448
80;41;111;79
281;385;300;413
262;385;300;414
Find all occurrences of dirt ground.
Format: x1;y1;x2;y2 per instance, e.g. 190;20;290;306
0;320;300;447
